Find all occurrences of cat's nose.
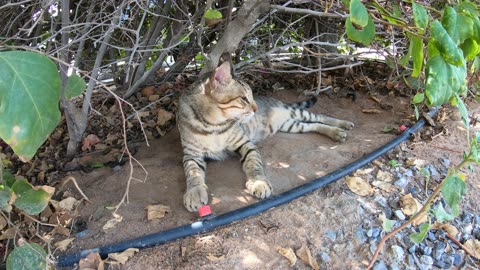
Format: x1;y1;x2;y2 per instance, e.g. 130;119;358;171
252;103;258;112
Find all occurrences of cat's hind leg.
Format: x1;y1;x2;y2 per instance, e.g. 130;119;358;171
279;119;348;142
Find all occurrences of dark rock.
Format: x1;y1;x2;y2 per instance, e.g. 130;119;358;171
462;212;474;224
434;241;447;260
373;261;388;270
436;229;446;240
388;198;399;209
427;231;437;241
408;186;419;195
425;164;439;177
404;169;413;178
453;253;462;266
433;253;453;269
474;214;480;225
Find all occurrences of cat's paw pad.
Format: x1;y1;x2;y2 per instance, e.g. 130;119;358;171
183;185;209;212
340;121;354;130
331;128;347;142
246;179;272;199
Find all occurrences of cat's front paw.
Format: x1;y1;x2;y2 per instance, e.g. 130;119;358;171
184;184;209;212
331;127;348;142
339;120;354;130
246;178;272;199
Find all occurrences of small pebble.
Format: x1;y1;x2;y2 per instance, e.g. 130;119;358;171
440;157;450;167
434;241;447;260
389;263;400;270
474;214;480;225
325;230;337;241
427;231;437;241
394;209;406;221
421;246;432;256
462;212;473;223
425;164;439;177
367;227;381;238
394;177;409;189
420;255;433;265
408;186;419;195
453;253;462;266
391;244;405;263
373;261;388;270
408;254;415;266
320;251;330;263
408;245;417;254
404;169;413;178
355;226;368;243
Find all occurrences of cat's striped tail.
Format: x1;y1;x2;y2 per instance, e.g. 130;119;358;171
288;96;318;109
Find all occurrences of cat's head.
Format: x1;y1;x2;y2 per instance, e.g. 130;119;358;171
201;60;257;122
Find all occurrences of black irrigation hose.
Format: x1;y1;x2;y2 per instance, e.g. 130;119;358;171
57;108;438;268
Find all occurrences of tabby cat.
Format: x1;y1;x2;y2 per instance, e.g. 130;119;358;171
177;60;354;212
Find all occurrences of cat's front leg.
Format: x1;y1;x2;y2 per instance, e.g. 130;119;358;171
182;155;209;212
236;142;272;199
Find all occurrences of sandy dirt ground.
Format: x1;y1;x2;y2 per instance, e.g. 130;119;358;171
59;90;480;270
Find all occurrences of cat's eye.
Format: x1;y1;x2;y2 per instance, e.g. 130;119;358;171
241;96;249;103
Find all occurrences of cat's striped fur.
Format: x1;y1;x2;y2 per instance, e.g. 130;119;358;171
177;61;354;212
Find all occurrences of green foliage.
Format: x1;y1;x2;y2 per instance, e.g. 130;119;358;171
0;170;52;215
441;173;466;216
204;9;222;20
412;1;428;34
410;222;431;244
6;242;48;270
411;36;424;77
412;93;425;104
432;203;454;222
0;51;61;162
345;0;375;46
64;74;86;99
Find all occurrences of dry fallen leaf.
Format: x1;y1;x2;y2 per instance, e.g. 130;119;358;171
354;168;374;176
346;176;374;196
372;180;396;193
433;222;459;237
0;215;7;230
0;227;16;240
464;239;480;259
79;252;104;270
296;244;319;270
82;134;100;151
54;238;75;252
157;109;175;126
51;225;70;236
405;158;426;169
400;193;428;225
38;185;55;196
145;204;171;220
59;197;78;211
362;108;382;114
108;248;139;264
206;253;225;262
141;86;155;97
376;170;393;182
278;247;297;266
102;213;123;231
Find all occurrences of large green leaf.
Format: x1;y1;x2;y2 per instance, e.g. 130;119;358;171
412;1;428;34
345;16;375;46
441;173;466;216
0;187;11;210
11;179;32;196
457;1;479;18
6;242;48;270
431;20;464;66
350;0;369;28
425;55;467;106
461;38;480;60
14;188;51;215
64;74;86;99
0;51;61;162
204;9;222;20
412;36;424;77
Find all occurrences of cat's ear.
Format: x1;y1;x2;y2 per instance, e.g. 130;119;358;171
212;61;232;86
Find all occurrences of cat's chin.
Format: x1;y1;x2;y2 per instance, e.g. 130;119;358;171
240;112;255;123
